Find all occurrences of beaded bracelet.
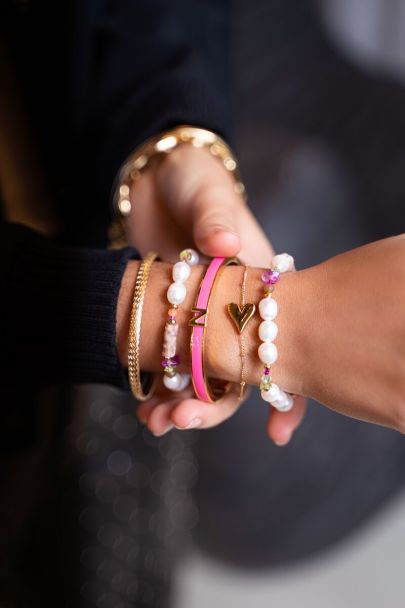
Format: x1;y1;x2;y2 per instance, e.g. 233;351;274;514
161;248;199;391
258;253;295;412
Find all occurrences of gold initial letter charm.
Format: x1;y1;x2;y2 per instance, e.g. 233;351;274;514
189;307;207;327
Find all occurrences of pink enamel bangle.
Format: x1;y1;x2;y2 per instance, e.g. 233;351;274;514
189;256;239;403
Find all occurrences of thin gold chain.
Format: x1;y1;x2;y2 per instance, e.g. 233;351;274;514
239;265;249;401
128;251;158;401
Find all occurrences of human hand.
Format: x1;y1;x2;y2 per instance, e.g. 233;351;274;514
125;144;306;444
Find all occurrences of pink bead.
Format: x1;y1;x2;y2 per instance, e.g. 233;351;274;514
162;322;178;358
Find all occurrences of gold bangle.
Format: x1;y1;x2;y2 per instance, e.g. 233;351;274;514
108;126;246;248
115;125;246;218
128;251;158;401
189;256;241;403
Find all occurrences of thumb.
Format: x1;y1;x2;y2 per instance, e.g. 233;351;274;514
192;182;242;258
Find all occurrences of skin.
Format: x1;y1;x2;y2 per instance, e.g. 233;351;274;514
117;236;405;441
116;261;308;442
124;144;307;444
118;143;405;441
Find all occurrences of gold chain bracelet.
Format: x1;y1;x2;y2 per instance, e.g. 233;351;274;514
128;251;158;401
108;125;246;248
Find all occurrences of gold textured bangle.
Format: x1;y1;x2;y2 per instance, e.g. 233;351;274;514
115;125;246;218
128;251;158;401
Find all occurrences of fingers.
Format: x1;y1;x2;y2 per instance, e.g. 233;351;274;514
191;183;242;258
137;384;244;435
135;379;194;429
138;382;307;444
169;387;242;430
145;399;180;436
192;184;275;265
267;395;307;446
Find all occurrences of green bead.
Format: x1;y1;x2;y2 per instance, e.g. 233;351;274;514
179;249;192;262
260;376;272;391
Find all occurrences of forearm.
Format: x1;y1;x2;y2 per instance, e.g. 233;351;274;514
117;237;405;436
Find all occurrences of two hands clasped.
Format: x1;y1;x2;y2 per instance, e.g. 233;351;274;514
116;144;405;444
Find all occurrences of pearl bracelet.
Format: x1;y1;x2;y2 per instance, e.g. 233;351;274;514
162;248;199;391
258;253;295;412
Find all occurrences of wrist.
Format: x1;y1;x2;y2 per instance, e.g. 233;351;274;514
117;260;315;397
204;265;314;395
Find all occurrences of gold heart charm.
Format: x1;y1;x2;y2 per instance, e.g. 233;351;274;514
227;302;256;334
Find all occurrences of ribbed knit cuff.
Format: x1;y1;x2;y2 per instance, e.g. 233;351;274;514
3;224;139;390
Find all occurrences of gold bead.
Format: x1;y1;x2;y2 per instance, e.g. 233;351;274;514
118;198;131;215
224;157;237;171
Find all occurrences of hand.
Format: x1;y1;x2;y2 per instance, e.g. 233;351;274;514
125;144;306;444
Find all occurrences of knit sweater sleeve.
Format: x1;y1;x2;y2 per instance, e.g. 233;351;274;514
68;0;233;206
0;222;139;393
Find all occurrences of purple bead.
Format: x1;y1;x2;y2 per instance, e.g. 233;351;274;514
161;354;180;368
261;269;280;285
261;271;272;284
269;270;280;284
263;367;271;375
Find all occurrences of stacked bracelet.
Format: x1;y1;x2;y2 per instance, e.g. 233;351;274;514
190;256;240;403
227;265;256;401
258;253;295;412
128;251;158;401
162;248;199;391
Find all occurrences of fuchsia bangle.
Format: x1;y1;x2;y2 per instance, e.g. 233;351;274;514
189;256;239;403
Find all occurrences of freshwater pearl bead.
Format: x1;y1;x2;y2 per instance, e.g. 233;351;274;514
187;250;199;266
167;282;186;305
258;342;278;365
180;248;199;266
258;320;278;342
163;373;182;391
271;253;294;273
163;372;190;392
272;391;294;412
178;373;190;391
172;261;191;283
260;383;281;403
259;297;278;320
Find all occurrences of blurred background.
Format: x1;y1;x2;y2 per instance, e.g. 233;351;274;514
2;0;405;606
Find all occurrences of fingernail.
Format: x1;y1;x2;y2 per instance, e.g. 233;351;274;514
274;433;292;446
153;423;174;437
185;417;202;429
175;417;202;430
198;225;238;239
